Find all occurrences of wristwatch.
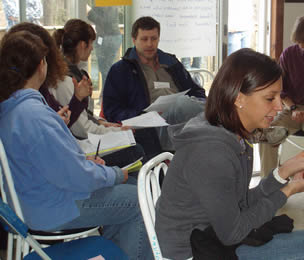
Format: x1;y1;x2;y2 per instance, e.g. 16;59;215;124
290;104;297;111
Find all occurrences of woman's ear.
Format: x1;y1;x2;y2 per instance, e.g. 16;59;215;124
75;41;85;53
235;93;245;109
79;40;87;50
38;59;44;72
81;41;87;48
37;58;47;80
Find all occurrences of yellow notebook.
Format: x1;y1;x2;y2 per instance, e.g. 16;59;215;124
122;159;143;173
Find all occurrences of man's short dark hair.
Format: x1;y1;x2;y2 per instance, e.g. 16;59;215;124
131;16;160;39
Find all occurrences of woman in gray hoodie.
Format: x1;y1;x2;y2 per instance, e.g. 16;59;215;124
155;48;304;260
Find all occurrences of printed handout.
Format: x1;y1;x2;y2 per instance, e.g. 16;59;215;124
77;129;136;156
144;90;188;113
121;111;169;129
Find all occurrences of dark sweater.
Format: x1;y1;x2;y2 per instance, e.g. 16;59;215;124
39;85;87;128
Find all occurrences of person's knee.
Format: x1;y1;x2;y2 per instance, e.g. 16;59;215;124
170;95;205;124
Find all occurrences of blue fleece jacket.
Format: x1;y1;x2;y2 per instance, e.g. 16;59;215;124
0;89;124;230
103;47;206;122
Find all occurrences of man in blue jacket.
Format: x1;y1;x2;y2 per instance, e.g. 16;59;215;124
103;16;206;150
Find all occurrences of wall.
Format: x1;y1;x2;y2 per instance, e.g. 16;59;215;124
283;2;304;49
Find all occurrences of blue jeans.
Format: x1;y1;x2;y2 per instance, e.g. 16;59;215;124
157;95;206;151
53;179;153;260
228;31;251;55
236;230;304;260
96;34;122;99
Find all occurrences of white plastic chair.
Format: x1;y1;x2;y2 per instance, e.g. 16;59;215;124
0;199;128;260
0;139;99;260
138;152;173;260
188;68;215;90
138;152;193;260
278;134;304;165
137;152;173;260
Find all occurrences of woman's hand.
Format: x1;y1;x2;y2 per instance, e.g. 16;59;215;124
97;120;133;131
278;151;304;180
291;110;304;123
98;120;121;128
86;156;105;165
281;173;304;198
122;169;128;183
73;76;93;101
57;105;71;125
121;125;132;131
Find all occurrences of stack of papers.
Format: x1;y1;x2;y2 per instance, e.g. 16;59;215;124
77;130;136;156
144;90;188;113
121;111;169;129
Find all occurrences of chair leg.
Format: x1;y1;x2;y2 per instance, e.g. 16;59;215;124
22;239;30;258
15;236;22;260
98;226;103;235
6;233;13;260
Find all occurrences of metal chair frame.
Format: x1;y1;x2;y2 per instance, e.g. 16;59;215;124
0;139;99;260
0;199;128;260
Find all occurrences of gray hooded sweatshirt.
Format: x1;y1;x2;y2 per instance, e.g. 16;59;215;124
155;113;287;260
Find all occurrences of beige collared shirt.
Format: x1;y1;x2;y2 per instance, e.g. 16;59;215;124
139;62;179;103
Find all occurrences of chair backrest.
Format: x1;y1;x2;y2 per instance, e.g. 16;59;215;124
188;68;215;90
278;135;304;165
137;152;174;260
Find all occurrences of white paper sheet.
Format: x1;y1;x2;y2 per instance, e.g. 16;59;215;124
77;130;136;156
121;111;169;129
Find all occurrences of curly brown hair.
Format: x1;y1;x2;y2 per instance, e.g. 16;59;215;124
0;31;48;102
7;22;68;89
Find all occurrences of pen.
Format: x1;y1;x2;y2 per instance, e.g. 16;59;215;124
95;140;101;160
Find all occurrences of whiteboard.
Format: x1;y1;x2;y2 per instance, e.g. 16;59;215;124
132;0;216;58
